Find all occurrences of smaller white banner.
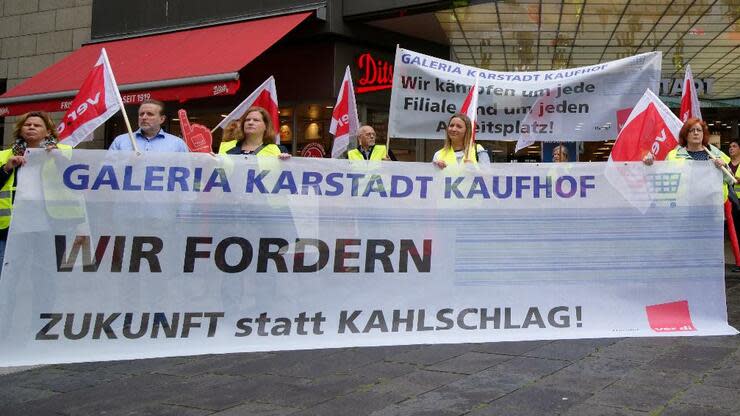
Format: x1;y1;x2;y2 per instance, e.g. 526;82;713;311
388;48;661;141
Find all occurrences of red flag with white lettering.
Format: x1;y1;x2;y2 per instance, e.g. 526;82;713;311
679;65;702;122
460;77;479;144
57;48;122;147
330;66;359;158
610;89;682;162
216;76;279;143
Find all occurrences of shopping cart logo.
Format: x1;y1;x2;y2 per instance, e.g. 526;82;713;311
646;173;681;194
646;172;681;207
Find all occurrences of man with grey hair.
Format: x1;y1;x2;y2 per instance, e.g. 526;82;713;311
347;125;396;161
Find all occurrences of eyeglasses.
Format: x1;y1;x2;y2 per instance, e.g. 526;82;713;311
688;127;703;133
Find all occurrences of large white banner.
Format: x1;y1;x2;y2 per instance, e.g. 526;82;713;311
0;150;735;366
388;47;662;141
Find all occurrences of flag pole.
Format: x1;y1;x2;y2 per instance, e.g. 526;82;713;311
703;146;738;184
101;49;139;153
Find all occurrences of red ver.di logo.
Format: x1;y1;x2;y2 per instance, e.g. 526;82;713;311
645;300;697;332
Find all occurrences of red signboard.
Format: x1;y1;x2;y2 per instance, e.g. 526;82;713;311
355;52;393;94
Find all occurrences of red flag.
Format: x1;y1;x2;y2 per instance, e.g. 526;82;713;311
57;48;122;147
330;66;359;158
178;109;213;153
679;64;702;122
460;77;479;144
610;89;683;162
217;76;279;143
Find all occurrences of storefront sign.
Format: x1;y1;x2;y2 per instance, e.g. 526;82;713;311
356;52;393;93
660;77;714;96
388;47;661;141
0;151;735;366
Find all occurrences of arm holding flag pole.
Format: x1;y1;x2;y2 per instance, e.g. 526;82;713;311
703;146;738;185
99;49;138;153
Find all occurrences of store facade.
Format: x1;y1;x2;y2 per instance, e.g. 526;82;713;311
0;0;737;161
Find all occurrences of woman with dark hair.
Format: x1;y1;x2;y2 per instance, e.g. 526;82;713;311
218;107;290;159
0;111;69;274
432;113;489;169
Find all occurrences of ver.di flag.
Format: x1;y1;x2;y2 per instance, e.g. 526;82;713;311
57;48;122;147
460;77;479;144
679;64;702;122
609;89;682;162
216;76;279;143
330;66;360;158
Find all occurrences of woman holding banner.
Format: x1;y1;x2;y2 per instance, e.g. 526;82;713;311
643;118;730;176
432;113;489;169
218;107;290;159
0;111;67;275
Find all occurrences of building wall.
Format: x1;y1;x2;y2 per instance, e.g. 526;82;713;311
0;0;92;146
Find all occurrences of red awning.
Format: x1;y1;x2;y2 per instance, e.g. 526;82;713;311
0;12;311;116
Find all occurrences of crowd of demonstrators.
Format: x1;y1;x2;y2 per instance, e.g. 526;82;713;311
432;113;490;170
0;112;68;276
348;125;396;161
4;105;740;273
218;106;291;160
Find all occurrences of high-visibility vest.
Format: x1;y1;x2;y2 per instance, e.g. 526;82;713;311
218;141;282;157
667;144;731;201
0;149;16;230
0;143;79;230
348;145;388;161
436;144;485;167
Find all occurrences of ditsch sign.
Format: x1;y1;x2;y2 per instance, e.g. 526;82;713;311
355;52;393;94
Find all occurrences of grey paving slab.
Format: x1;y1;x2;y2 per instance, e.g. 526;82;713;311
593;340;668;363
523;339;616;361
657;404;738;416
703;360;740;388
586;381;682;413
560;403;649;416
468;339;553;355
468;386;591;416
156;352;277;376
673;384;740;411
0;384;59;407
536;356;642;394
645;344;736;374
211;402;300;416
426;351;512;374
400;356;571;414
385;343;474;365
1;367;132;393
163;373;278;411
369;369;466;398
293;390;405;416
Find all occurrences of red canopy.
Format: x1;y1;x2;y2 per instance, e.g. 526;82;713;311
0;12;311;116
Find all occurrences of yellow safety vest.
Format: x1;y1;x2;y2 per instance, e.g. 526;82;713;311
436;144;485;167
0;143;79;230
348;145;388;161
667;145;731;202
218;141;282;158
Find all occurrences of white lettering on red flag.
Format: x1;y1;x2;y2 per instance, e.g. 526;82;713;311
330;66;359;158
57;48;122;147
610;89;682;162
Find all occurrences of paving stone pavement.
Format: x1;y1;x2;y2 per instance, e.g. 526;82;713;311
1;276;739;416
